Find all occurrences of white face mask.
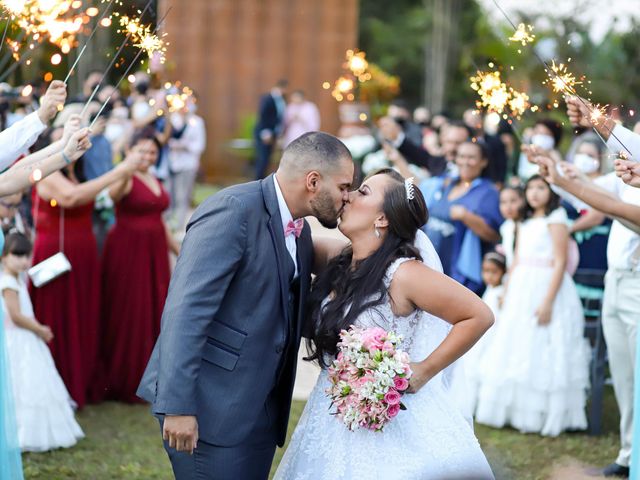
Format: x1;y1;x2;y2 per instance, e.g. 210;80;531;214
573;153;600;174
530;134;555;151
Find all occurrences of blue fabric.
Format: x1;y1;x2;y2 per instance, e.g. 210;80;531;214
83;134;113;181
563;200;611;273
423;176;502;295
456;228;483;285
0;230;24;479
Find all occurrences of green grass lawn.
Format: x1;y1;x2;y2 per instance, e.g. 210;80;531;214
22;388;620;479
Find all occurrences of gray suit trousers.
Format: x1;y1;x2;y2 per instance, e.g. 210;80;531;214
158;411;278;480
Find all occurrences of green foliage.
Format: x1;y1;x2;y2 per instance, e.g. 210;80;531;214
359;0;640;124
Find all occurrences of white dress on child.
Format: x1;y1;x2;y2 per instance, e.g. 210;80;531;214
466;284;504;412
2;273;84;451
474;208;590;436
274;258;495;480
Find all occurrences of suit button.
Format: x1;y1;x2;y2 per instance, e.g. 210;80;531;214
276;345;284;353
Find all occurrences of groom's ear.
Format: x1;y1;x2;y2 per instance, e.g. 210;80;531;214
305;171;321;193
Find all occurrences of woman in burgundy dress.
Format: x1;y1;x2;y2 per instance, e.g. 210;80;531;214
31;135;140;408
101;129;180;402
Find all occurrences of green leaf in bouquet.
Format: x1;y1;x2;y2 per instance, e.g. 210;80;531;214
399;403;407;411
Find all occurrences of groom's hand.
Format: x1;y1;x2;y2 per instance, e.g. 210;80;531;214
163;415;199;454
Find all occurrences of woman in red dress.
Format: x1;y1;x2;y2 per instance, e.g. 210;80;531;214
101;130;180;402
31;137;140;408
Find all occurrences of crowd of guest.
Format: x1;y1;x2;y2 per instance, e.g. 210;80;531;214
0;71;205;454
1;66;640;479
355;98;640;477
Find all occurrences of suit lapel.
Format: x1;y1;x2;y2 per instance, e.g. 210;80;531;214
262;175;292;326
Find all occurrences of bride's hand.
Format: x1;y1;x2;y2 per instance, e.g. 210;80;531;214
406;362;432;394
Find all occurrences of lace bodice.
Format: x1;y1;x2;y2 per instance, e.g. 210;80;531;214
350;257;423;355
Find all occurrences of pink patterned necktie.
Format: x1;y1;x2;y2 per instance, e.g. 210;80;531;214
284;218;304;238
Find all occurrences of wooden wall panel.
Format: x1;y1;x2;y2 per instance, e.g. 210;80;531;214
159;0;359;183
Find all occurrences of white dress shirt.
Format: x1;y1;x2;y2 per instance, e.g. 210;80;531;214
596;172;640;271
0;112;46;170
607;124;640;162
273;175;298;276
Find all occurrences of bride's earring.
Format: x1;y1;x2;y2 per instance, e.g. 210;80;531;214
374;226;381;238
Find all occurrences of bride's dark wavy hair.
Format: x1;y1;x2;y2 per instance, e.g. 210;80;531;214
306;168;429;367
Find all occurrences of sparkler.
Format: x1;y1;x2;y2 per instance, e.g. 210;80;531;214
80;0;153;115
90;7;172;129
544;60;582;95
507;88;530;119
508;23;535;46
589;103;607;125
1;0;27;17
491;0;632;157
64;0;117;85
470;70;510;115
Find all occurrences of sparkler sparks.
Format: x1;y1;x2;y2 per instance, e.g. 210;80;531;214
1;0;27;17
470;69;533;119
470;70;510;114
546;60;582;94
507;88;530;119
133;30;167;64
508;23;535;46
589;103;608;125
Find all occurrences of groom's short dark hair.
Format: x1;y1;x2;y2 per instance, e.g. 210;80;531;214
279;131;352;176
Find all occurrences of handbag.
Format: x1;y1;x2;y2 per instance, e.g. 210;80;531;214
27;196;72;287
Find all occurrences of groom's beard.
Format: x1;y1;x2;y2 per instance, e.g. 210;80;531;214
311;189;341;229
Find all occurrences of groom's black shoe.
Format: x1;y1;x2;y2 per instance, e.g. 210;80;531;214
601;463;629;478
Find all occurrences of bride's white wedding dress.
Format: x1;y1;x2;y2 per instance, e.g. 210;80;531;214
275;251;494;480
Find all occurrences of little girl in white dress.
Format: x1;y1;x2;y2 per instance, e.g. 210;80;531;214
466;251;506;412
2;231;83;451
475;175;590;436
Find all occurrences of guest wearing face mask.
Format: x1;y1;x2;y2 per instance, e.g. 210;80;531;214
563;137;612;317
168;94;206;232
105;98;132;161
517;119;564;180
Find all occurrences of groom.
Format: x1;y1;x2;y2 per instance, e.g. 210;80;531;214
137;132;354;479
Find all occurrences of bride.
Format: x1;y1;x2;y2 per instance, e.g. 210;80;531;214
275;168;495;479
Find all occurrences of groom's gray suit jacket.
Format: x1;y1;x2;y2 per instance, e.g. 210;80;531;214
137;175;313;447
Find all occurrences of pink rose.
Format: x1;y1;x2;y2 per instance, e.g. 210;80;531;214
382;341;395;354
384;389;401;405
387;403;401;418
361;327;387;351
394;377;409;391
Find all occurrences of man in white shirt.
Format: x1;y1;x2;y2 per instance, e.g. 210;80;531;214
533;139;640;478
168;96;206;231
0;80;66;169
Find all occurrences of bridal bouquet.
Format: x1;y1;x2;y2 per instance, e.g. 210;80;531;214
326;326;412;432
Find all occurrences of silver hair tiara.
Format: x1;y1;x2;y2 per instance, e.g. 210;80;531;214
405;177;415;201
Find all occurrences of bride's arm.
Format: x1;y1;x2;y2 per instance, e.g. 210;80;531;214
312;235;348;274
391;260;494;393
